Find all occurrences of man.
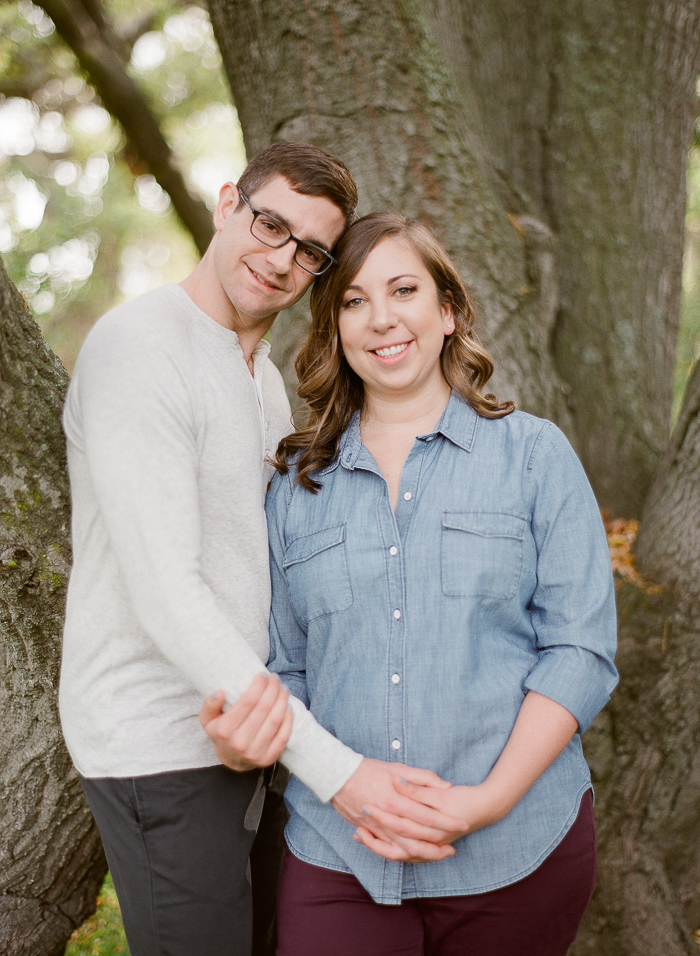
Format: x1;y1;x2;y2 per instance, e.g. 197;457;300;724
60;142;448;956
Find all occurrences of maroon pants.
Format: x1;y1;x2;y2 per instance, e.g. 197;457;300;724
276;791;596;956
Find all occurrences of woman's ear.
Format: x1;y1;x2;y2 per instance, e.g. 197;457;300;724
442;300;455;335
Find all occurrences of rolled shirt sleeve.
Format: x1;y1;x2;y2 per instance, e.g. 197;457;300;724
523;423;618;733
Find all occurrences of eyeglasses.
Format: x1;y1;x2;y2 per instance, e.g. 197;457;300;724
239;190;338;276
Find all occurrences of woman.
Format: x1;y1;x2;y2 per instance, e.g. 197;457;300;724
266;213;618;956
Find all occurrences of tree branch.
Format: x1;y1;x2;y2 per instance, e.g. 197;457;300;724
34;0;214;255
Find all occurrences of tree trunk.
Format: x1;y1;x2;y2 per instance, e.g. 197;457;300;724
208;0;574;432
209;0;700;518
572;360;700;955
0;260;106;956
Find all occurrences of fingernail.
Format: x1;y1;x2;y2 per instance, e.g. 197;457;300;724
281;683;290;693
362;807;371;815
399;777;407;785
287;703;293;712
353;830;361;841
209;692;219;702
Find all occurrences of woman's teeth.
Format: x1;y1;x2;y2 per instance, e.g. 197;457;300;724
375;343;409;357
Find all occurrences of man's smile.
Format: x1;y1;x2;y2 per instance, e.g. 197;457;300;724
247;264;283;292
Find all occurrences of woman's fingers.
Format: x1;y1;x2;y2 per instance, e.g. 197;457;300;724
199;674;293;768
353;826;456;863
392;776;454;812
363;803;462;844
199;690;225;728
395;764;451;789
259;695;294;765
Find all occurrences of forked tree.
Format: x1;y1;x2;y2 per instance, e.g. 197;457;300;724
2;0;700;952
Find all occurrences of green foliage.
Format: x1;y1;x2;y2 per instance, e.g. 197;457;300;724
65;873;130;956
0;0;245;371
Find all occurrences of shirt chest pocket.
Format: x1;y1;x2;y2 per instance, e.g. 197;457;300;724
441;512;526;600
283;524;354;624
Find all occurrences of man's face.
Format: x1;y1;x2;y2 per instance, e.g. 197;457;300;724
212;175;346;332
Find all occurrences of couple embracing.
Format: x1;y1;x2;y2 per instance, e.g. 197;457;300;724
59;141;617;956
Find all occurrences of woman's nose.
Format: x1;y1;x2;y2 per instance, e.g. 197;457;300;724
369;303;398;331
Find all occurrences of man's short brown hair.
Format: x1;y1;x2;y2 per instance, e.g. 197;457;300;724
237;141;358;227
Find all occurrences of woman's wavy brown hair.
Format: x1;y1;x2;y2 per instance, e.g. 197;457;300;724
274;212;514;491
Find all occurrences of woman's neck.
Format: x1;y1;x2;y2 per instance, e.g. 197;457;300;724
360;378;451;437
359;379;451;512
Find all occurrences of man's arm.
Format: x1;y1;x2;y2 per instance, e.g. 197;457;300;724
199;686;455;862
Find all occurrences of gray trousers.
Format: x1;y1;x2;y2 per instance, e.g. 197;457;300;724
81;763;289;956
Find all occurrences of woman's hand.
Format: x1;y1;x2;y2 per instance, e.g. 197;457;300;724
354;691;579;863
354;779;508;861
331;758;456;863
199;673;293;771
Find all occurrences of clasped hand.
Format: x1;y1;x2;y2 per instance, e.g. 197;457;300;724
199;676;499;863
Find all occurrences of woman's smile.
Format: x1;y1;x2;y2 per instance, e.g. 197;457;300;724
338;237;454;402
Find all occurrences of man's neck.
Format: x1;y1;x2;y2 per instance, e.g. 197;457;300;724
178;268;276;371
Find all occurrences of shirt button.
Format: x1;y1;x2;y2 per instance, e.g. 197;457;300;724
391;673;401;684
393;608;401;620
403;491;412;501
391;739;402;751
389;546;398;556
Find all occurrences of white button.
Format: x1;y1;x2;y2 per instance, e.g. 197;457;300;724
389;546;398;556
393;609;401;620
403;491;412;501
391;739;401;751
391;673;400;684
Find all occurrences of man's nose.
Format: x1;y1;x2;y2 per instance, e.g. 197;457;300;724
265;241;297;274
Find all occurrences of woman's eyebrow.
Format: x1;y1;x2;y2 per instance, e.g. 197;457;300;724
388;274;419;283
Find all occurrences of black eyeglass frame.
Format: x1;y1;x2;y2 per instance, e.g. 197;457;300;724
239;190;338;276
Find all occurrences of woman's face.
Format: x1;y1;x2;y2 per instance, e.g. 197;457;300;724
337;236;454;404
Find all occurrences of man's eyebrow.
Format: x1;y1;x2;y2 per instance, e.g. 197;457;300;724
256;204;331;252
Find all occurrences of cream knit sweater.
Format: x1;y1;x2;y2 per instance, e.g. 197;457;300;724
59;285;361;802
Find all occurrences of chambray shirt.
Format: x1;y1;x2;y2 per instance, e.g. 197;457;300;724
267;392;618;905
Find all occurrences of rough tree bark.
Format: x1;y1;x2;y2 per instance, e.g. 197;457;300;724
571;361;700;955
0;262;106;956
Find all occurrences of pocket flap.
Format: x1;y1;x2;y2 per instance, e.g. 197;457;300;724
442;511;526;540
283;524;347;568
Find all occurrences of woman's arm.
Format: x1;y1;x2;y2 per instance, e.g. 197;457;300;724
354;689;578;861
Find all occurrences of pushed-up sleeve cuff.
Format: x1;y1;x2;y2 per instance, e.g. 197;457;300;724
282;696;363;803
523;644;618;734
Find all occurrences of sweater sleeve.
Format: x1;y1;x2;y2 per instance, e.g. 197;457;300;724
66;313;360;802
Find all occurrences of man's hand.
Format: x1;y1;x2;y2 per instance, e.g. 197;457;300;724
354;779;504;861
331;758;456;863
199;672;293;771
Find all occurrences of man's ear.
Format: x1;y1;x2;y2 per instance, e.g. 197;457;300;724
213;182;240;232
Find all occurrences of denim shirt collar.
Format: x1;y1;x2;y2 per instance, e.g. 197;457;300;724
333;391;479;474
